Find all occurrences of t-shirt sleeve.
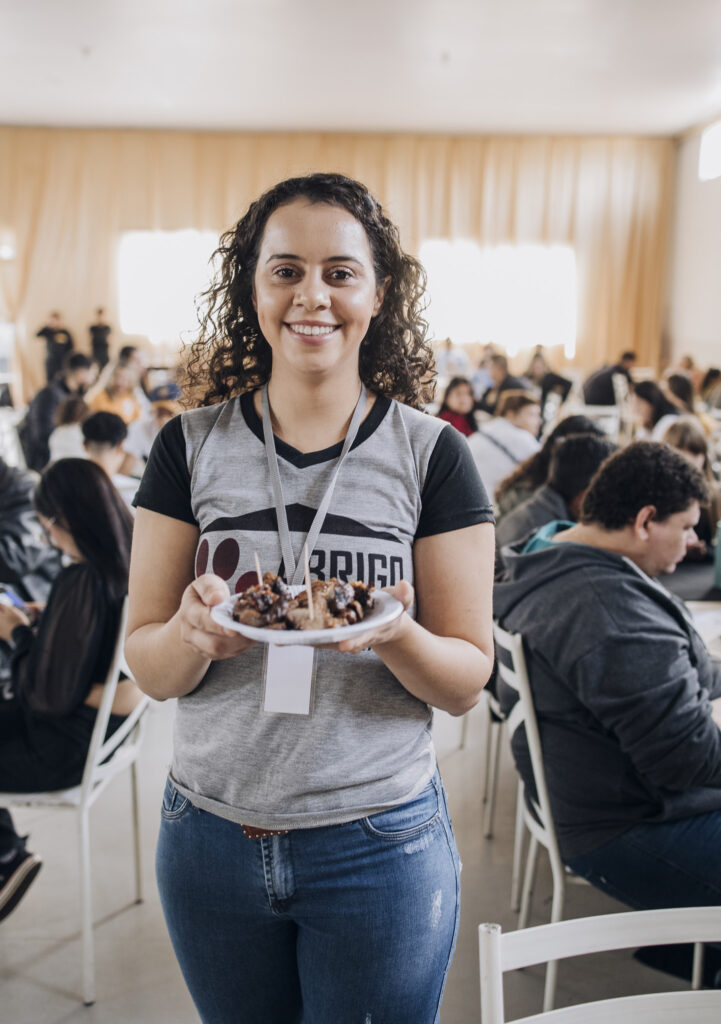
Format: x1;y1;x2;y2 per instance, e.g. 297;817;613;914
133;415;196;525
416;424;495;538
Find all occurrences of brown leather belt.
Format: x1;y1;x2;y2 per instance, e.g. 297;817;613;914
241;824;291;840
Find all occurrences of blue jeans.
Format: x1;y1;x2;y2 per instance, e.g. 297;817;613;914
565;811;721;911
156;772;460;1024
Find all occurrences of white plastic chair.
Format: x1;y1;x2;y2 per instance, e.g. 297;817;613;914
493;621;592;1010
479;906;721;1023
0;597;151;1005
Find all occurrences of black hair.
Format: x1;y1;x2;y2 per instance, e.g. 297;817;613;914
81;411;128;447
581;441;709;529
34;459;133;602
183;172;434;408
665;373;694;413
495;414;606;502
633;380;678;427
437;377;477;432
620;351;637;363
118;345;137;364
547;434;618;504
64;352;92;373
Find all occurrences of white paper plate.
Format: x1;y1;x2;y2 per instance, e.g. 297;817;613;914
210;587;403;646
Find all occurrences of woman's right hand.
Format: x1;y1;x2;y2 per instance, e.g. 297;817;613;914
178;574;256;661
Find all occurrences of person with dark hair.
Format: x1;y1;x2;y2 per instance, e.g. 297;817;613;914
494;414;607;518
18;353;96;472
468;391;542;504
126;172;495;1022
494;433;617;573
48;395;89;462
700;368;721;408
495;442;721;983
665;372;695;414
0;459;140;922
82;411;137;509
89;307;111;370
476;353;529;414
436;376;477;435
35;312;74;383
582;350;636;406
663;416;721;561
633;379;680;440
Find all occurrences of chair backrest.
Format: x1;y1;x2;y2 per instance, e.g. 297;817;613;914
78;596;149;801
479;906;721;1023
492;621;561;865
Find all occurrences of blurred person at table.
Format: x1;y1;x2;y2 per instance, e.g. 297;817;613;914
436;376;477;437
632;379;680;440
88;307;111;370
583;350;636;407
18;353;95;472
82;412;138;510
494;414;607;519
468;391;541;505
0;459;140;923
495;432;617;576
88;361;143;425
35;312;74;384
495;442;721;985
470;343;497;401
434;336;470;378
476;353;529;415
124;383;183;473
663;416;721;562
47;395;88;463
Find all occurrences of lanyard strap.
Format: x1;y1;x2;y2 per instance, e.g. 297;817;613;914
261;383;367;585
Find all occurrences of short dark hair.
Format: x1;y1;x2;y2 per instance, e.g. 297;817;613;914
118;345;137;364
547;434;618;504
620;351;637;362
581;441;709;529
34;459;133;602
490;354;508;372
82;411;127;448
64;352;92;373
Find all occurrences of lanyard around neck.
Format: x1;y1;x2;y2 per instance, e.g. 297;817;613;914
261;383;367;585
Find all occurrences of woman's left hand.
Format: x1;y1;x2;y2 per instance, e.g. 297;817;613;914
319;581;414;655
0;603;31;642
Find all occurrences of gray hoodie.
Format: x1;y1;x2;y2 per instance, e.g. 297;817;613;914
494;534;721;859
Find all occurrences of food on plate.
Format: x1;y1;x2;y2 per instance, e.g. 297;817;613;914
232;572;292;628
231;572;375;631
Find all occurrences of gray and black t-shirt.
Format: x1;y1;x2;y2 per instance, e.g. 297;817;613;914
135;391;493;829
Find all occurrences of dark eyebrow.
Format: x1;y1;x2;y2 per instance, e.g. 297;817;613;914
265;254;363;265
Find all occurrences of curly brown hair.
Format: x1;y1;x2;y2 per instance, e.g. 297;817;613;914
182;173;435;408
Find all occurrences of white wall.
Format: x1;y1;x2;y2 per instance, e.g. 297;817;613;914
668;132;721;368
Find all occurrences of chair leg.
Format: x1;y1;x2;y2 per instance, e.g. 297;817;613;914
518;833;539;930
542;860;567;1012
510;780;525;912
691;941;705;990
480;697;493;804
130;761;143;903
482;721;503;838
78;807;95;1006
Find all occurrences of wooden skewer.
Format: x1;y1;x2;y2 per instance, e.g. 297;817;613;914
254;551;263;587
304;543;314;619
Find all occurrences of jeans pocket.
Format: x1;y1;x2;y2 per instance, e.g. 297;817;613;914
360;779;441;842
161;776;191;820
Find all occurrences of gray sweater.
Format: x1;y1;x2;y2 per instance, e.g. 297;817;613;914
495;484;569;575
494;536;721;859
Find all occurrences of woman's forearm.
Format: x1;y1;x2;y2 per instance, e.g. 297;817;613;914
374;615;492;716
126;613;211;701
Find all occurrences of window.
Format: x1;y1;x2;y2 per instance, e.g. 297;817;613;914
419;239;578;359
698;119;721;182
117;230;220;347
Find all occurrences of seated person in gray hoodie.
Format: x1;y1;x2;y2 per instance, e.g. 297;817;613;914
494;442;721;982
494;433;617;576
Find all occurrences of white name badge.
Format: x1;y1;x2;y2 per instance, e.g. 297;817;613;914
262;645;315;716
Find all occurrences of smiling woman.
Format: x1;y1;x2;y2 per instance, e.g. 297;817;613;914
125;173;496;1024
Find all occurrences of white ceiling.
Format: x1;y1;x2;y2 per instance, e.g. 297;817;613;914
3;0;721;136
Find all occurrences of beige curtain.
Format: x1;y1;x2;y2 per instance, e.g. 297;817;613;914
0;127;675;401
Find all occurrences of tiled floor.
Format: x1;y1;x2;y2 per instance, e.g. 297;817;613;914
1;700;685;1022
